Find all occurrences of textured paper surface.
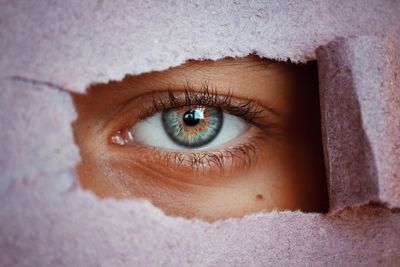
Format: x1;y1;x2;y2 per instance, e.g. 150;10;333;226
1;0;400;92
317;36;400;210
1;1;400;266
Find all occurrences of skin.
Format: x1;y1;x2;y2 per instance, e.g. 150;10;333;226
72;56;328;222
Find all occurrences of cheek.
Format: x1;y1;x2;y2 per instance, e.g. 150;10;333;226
75;101;327;219
76;140;319;220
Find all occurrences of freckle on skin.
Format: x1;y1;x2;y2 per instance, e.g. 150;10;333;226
256;194;263;200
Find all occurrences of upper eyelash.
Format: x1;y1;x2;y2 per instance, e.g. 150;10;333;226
138;82;267;128
112;83;271;174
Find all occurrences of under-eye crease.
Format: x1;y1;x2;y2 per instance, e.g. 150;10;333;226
109;84;276;173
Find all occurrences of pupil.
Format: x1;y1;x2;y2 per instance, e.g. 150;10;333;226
183;109;201;126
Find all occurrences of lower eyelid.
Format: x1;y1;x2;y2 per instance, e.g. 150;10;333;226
113;145;258;183
108;127;266;179
104;90;277;177
106;89;271;139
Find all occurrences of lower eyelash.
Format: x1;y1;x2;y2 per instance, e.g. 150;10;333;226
110;85;275;175
157;141;259;176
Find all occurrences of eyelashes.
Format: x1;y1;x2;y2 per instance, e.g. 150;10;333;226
139;83;267;129
157;141;259;176
110;83;274;174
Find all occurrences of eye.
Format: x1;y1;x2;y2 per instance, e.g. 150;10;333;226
110;88;267;154
129;105;249;150
72;57;329;221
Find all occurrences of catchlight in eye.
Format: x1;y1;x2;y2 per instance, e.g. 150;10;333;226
162;106;223;148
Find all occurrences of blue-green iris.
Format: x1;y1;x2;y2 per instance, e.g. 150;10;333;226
162;106;223;148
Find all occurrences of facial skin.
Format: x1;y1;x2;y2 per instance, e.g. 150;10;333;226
72;56;328;221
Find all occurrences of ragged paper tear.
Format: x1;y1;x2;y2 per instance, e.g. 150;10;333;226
1;1;399;266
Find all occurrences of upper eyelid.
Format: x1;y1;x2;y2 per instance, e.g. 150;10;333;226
141;82;282;118
122;77;282;117
103;84;281;136
174;81;281;115
144;88;276;127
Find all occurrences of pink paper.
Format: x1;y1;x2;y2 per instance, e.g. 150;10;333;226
1;1;399;266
